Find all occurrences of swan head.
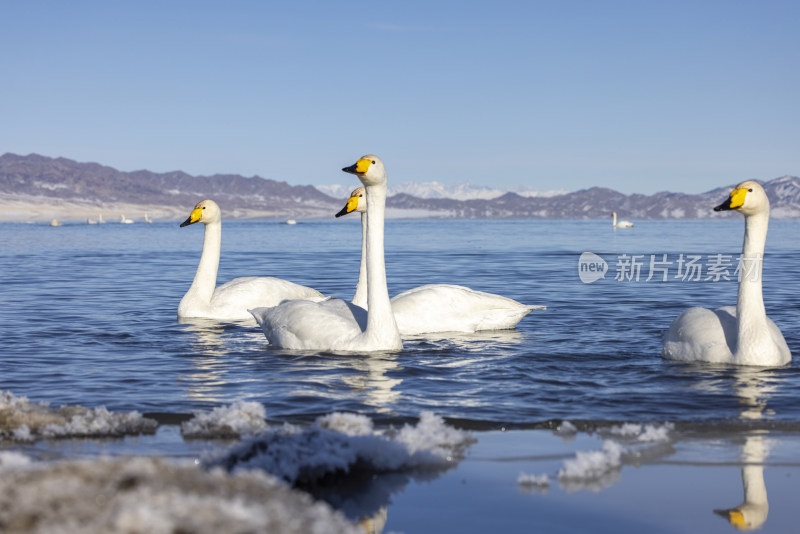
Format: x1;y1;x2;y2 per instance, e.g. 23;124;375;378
714;506;768;531
180;199;221;227
335;187;366;218
714;181;769;217
342;155;387;187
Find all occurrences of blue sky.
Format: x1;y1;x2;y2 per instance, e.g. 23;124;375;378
1;1;798;194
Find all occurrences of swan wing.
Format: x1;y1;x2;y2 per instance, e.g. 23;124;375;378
767;318;792;364
390;284;544;335
250;298;367;350
195;277;324;322
662;306;736;362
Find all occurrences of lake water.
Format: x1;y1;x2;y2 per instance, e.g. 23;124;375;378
1;216;799;532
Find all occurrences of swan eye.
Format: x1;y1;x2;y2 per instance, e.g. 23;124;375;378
748;188;753;192
371;160;376;165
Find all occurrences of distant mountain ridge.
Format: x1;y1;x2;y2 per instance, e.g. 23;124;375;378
0;153;339;218
1;153;799;220
316;181;569;201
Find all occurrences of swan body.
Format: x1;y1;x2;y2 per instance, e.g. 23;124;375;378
178;199;323;322
120;214;134;224
662;181;790;366
251;155;402;352
391;284;543;335
335;187;544;335
612;212;633;228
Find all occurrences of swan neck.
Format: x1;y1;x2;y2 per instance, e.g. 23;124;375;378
189;220;221;303
364;182;399;341
352;211;368;309
742;463;768;506
736;212;768;356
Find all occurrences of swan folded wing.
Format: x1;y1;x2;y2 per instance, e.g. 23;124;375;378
211;277;323;316
662;306;737;363
250;298;367;350
740;317;792;366
391;284;544;335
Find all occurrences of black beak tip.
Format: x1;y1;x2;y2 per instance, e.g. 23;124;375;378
342;164;359;175
713;200;733;212
335;207;348;218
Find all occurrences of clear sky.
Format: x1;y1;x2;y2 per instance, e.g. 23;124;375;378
1;1;798;194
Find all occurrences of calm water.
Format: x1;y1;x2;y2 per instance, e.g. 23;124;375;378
1;217;798;428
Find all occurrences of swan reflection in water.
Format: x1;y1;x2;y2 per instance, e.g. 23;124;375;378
340;353;403;412
338;329;528;414
177;317;263;403
715;369;778;531
404;328;528;353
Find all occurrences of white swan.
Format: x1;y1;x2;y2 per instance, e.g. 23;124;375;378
250;155;402;352
662;181;791;366
178;199;324;322
98;213;105;224
144;212;153;223
336;187;544;335
120;214;134;224
612;212;633;228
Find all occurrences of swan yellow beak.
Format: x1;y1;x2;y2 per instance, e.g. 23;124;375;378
335;195;360;218
342;158;373;177
714;508;746;528
714;187;748;212
180;207;203;227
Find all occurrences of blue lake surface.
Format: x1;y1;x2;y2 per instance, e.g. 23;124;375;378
1;217;798;428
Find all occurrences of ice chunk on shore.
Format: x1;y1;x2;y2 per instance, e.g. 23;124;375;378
181;401;268;439
555;420;577;434
208;411;473;484
0;391;157;442
0;451;31;470
608;422;674;442
0;456;360;534
558;440;626;481
517;472;550;488
316;412;374;436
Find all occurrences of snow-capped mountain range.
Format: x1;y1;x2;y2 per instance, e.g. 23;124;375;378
316;181;569;201
2;153;799;221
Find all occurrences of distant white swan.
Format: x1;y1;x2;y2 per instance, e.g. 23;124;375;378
144;212;153;223
49;219;61;227
336;187;544;335
612;212;633;228
87;217;98;224
178;199;324;322
662;181;790;366
120;214;134;224
250;155;402;352
97;213;105;224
